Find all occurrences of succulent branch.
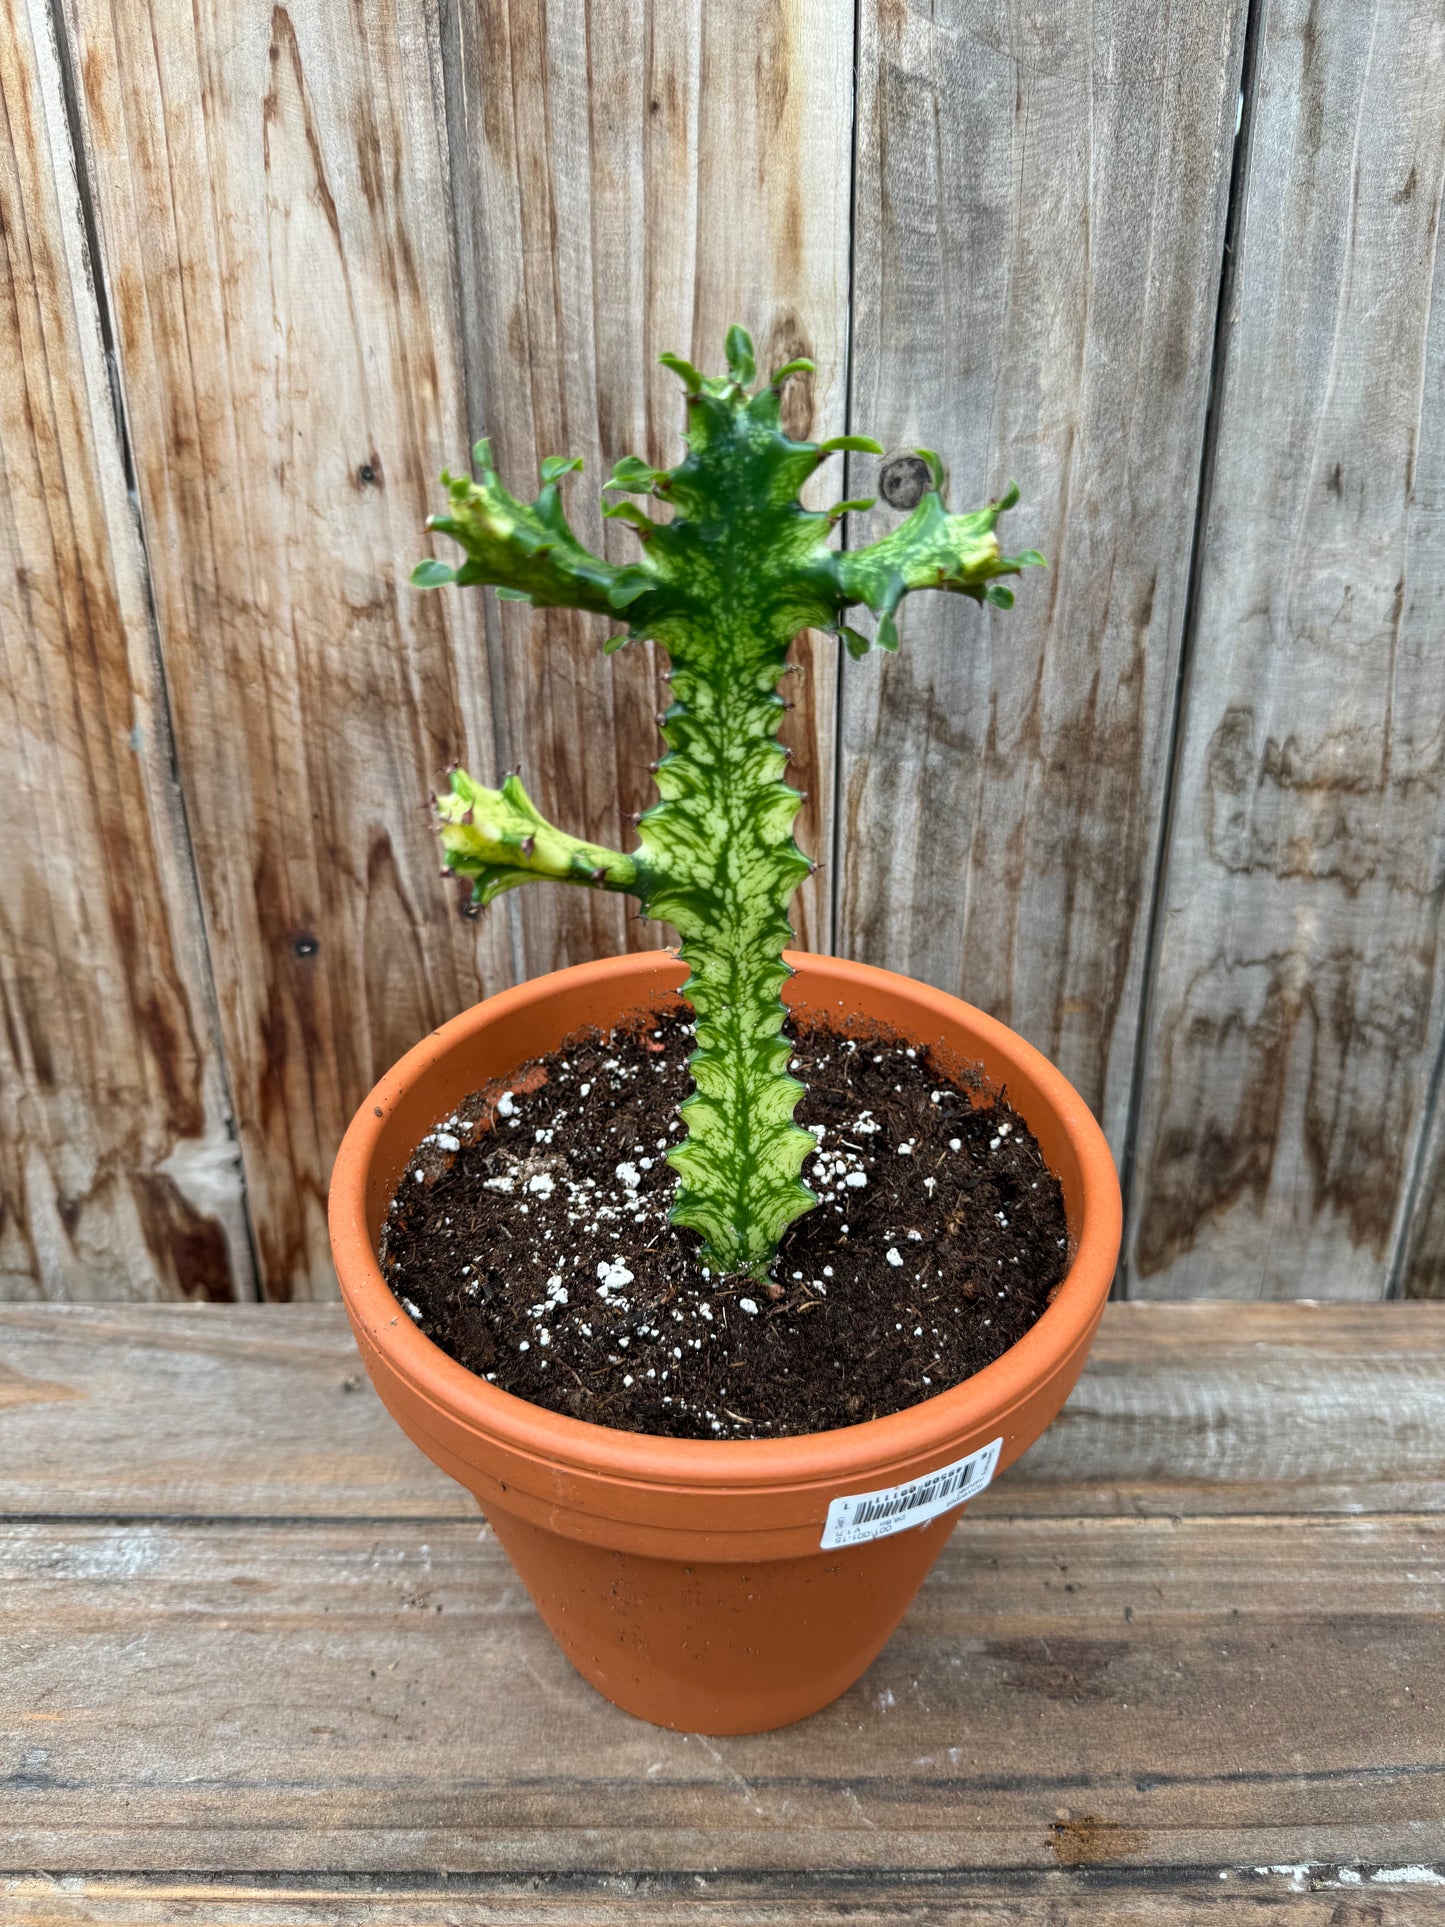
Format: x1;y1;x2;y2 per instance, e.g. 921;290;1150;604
832;481;1046;656
412;446;620;614
414;328;1043;1278
436;770;638;906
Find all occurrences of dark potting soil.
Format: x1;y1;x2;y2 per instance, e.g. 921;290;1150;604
379;1004;1071;1440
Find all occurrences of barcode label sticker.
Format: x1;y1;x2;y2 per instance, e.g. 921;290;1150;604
821;1437;1003;1550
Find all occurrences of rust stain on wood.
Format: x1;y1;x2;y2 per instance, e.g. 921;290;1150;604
1050;1814;1148;1865
130;1175;236;1304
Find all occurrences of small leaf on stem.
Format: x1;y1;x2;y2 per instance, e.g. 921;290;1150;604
604;455;661;494
724;324;756;387
659;352;704;392
540;454;584;484
819;434;886;455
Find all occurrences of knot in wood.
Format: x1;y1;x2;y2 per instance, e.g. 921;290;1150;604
879;454;932;510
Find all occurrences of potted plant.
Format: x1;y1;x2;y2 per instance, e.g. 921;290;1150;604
329;330;1121;1734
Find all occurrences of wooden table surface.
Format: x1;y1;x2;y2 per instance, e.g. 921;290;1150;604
2;1302;1442;1923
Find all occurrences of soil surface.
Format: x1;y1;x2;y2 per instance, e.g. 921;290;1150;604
379;1003;1070;1440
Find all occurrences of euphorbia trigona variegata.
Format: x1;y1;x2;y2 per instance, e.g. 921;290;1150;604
414;328;1042;1280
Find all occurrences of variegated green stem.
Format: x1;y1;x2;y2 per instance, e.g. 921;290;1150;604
638;646;816;1275
413;327;1043;1278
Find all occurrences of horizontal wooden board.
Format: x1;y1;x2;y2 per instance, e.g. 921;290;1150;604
5;1303;1439;1904
2;1511;1441;1875
4;1303;1444;1521
3;1868;1444;1924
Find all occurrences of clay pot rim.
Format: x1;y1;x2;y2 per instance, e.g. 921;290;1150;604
329;949;1121;1492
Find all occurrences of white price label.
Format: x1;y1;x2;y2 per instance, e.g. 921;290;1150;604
821;1437;1003;1550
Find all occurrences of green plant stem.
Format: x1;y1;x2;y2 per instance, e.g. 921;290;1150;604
640;643;815;1274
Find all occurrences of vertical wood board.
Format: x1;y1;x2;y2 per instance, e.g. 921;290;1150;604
0;0;250;1301
840;0;1248;1160
60;0;515;1297
440;0;854;973
1396;1051;1445;1298
1129;0;1445;1299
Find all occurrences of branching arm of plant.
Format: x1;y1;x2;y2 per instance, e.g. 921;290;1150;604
414;327;1043;1279
436;769;637;907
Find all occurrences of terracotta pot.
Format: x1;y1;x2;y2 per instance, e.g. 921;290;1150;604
329;951;1121;1734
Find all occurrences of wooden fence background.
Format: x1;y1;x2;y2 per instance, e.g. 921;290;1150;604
2;0;1442;1305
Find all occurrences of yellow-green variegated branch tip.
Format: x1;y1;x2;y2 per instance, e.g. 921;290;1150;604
412;324;1044;1277
436;769;636;907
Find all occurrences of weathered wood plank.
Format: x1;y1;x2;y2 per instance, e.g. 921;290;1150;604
2;1511;1439;1873
58;0;515;1299
441;0;852;972
1127;0;1445;1301
0;1303;460;1519
0;0;250;1301
4;1302;1443;1521
839;0;1248;1155
1400;1070;1445;1298
4;1870;1443;1923
3;1305;1438;1900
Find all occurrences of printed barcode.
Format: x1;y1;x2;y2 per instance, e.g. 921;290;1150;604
820;1437;1003;1549
853;1461;978;1525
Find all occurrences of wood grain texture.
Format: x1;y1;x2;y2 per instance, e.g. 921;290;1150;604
1401;1071;1445;1297
4;1303;1440;1900
56;0;517;1300
5;1301;1443;1520
838;0;1248;1156
441;0;853;972
1127;0;1445;1301
0;1302;463;1519
2;1511;1440;1873
0;0;251;1301
6;1872;1444;1926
